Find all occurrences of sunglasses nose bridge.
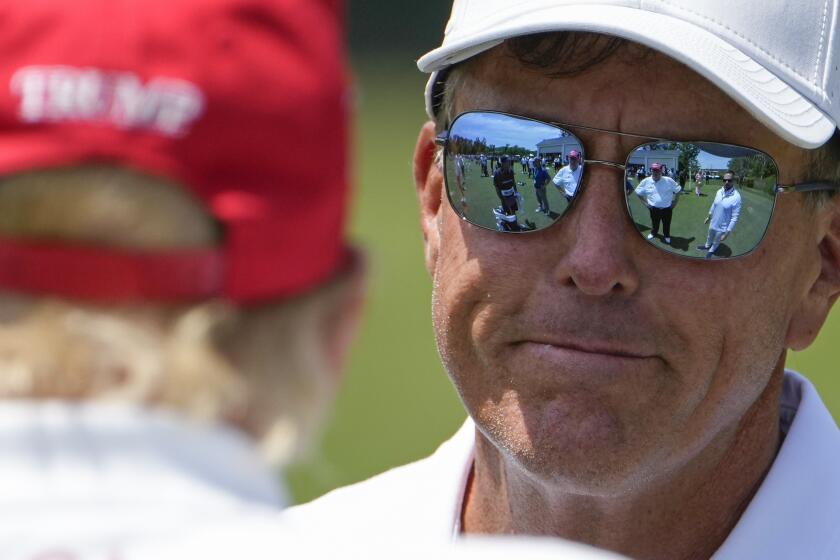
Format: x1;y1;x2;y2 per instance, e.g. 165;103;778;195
584;159;626;171
551;165;642;296
572;163;635;230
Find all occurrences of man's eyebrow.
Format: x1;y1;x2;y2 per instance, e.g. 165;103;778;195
505;32;638;78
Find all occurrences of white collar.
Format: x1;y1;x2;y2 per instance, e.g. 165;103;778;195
450;371;840;558
0;400;286;508
713;371;840;559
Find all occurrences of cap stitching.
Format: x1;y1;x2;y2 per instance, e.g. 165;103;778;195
814;0;830;85
722;49;825;128
656;0;820;89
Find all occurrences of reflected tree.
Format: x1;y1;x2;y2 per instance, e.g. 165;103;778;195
729;154;776;194
664;142;700;176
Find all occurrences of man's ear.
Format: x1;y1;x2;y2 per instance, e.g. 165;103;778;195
786;198;840;350
413;121;444;276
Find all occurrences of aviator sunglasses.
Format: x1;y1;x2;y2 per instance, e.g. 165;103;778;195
436;111;839;260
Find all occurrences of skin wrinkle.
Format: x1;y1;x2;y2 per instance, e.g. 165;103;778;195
417;37;840;560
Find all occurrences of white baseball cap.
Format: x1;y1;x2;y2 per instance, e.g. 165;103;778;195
418;0;839;149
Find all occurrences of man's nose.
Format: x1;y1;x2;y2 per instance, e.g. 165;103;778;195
550;166;641;297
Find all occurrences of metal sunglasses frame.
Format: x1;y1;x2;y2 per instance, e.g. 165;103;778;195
435;111;839;257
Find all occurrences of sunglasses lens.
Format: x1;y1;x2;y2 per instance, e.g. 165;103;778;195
625;142;778;259
445;112;583;232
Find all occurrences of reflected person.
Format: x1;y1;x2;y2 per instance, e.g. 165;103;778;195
634;162;682;243
533;157;551;214
552;149;582;201
698;172;742;259
493;155;521;231
454;154;468;208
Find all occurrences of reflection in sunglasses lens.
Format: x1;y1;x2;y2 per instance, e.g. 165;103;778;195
445;113;583;232
444;113;780;260
625;142;777;260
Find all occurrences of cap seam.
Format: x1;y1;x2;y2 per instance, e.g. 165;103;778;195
446;0;566;39
815;0;831;85
824;1;839;110
653;0;822;91
728;55;827;129
446;0;471;35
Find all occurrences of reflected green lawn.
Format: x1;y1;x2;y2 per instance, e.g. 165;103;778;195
445;160;569;230
627;180;774;257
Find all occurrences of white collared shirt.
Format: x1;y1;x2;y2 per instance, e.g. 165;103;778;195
635;176;681;208
552;164;582;197
708;187;742;232
283;371;840;559
0;401;286;560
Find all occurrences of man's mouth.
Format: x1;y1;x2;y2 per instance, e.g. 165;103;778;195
512;337;660;381
520;335;654;359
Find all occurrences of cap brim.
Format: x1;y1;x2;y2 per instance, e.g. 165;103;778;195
419;4;836;149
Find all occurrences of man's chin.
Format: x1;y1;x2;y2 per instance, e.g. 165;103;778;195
473;397;657;495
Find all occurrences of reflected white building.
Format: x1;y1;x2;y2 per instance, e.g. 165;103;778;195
536;136;581;161
537;135;681;173
627;149;680;172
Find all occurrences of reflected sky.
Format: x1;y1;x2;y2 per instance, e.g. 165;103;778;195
452;113;568;152
697;152;731;169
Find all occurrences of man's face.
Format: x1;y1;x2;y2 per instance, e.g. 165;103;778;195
569;156;579;170
724;173;735;188
423;44;829;493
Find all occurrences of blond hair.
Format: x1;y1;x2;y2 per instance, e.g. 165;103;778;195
0;165;346;465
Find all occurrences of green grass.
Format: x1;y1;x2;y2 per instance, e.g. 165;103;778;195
627;180;774;257
285;57;840;504
445;161;571;230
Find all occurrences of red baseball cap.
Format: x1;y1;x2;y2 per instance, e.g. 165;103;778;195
567;150;580;159
650;163;663;171
0;0;349;304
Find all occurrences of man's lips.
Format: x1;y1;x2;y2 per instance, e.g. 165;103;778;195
513;340;664;390
517;336;656;359
511;338;661;382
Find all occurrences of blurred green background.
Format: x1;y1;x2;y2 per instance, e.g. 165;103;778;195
286;1;840;503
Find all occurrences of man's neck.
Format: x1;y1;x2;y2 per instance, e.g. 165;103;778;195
462;368;783;560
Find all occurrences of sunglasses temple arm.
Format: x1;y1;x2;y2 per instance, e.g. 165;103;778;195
435;131;448;146
776;182;840;194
